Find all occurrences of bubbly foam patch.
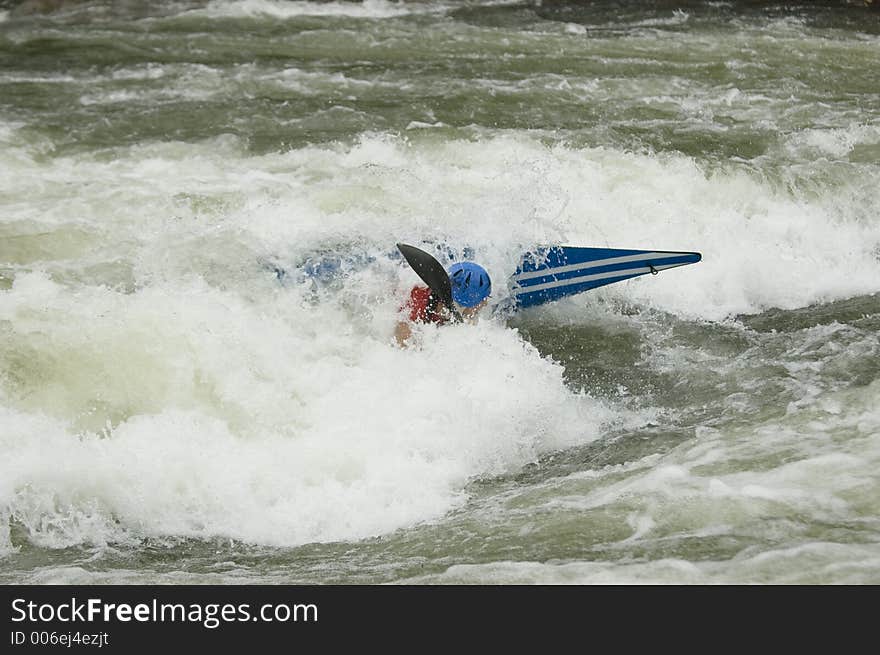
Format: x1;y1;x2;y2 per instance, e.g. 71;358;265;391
400;377;880;584
191;0;445;19
0;270;628;549
2;126;878;550
403;541;880;584
217;134;878;321
2;129;878;315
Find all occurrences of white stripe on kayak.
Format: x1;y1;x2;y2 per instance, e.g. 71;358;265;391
513;251;678;282
513;263;682;295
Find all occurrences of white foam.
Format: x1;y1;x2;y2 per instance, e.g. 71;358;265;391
400;378;880;584
1;129;878;549
630;10;691;29
4;130;880;315
402;541;880;583
14;566;272;585
784;124;880;159
4;130;880;318
0;269;623;548
191;0;444;20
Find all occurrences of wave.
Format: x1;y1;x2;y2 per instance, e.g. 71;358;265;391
2;129;878;318
186;0;449;20
1;129;878;550
0;270;638;550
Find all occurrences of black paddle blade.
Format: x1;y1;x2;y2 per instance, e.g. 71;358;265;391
396;243;462;322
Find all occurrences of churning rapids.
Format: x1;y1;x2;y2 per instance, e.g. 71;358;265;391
1;0;879;583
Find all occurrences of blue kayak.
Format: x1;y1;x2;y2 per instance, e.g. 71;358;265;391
268;243;701;310
511;246;701;309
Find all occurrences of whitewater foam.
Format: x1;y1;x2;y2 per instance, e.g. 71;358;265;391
191;0;446;20
2;125;879;550
3;130;879;317
0;267;628;549
401;541;880;584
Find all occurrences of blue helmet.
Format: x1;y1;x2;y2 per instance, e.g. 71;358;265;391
448;262;491;307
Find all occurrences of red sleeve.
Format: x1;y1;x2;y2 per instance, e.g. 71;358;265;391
403;286;431;323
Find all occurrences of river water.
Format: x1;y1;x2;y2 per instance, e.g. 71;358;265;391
1;0;879;583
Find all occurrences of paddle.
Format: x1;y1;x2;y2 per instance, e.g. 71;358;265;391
396;243;462;322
